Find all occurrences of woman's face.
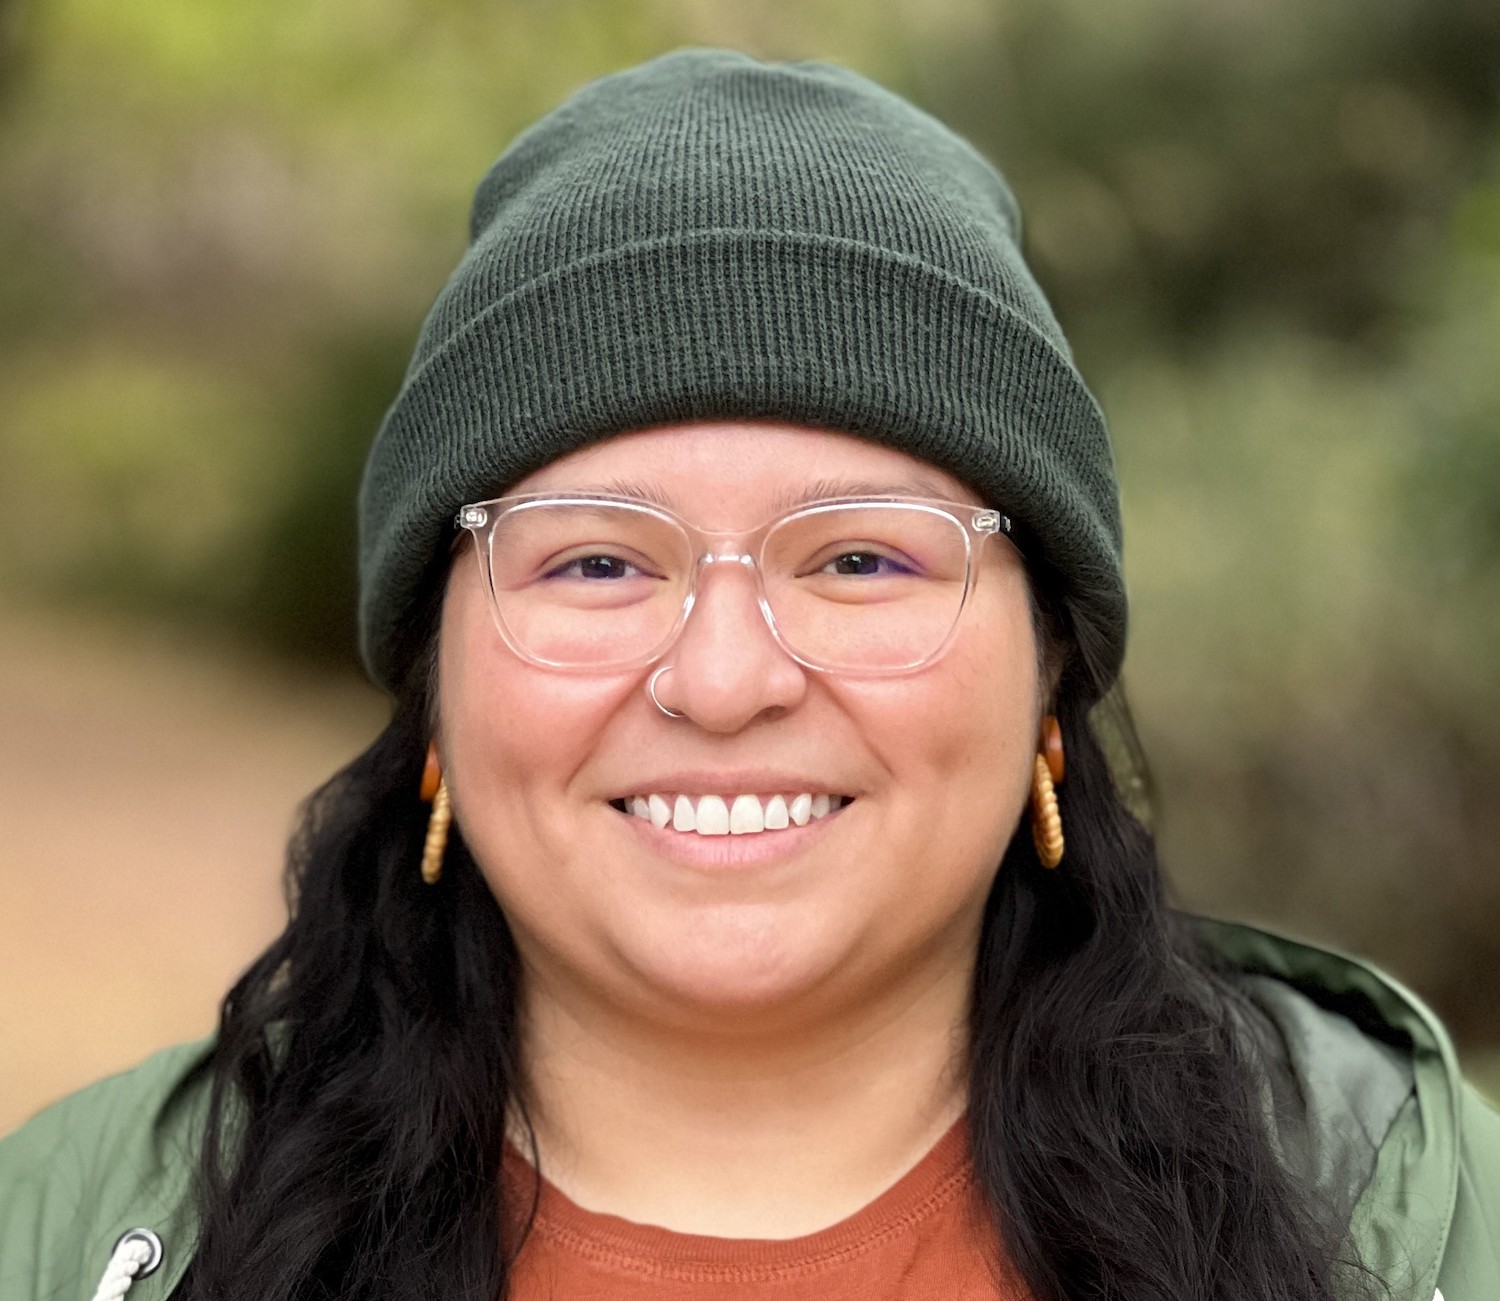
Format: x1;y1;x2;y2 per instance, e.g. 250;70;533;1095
438;421;1042;1029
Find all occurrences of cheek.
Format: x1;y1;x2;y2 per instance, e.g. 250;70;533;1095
948;641;1038;786
437;580;630;857
837;584;1041;858
913;579;1040;771
442;666;621;815
953;603;1044;850
928;684;1035;868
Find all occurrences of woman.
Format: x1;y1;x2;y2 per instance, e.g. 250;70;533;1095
3;49;1497;1301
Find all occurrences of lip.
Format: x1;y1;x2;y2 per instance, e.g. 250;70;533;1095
603;770;857;800
608;796;851;872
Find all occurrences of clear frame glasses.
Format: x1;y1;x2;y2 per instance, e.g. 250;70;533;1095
455;492;1014;675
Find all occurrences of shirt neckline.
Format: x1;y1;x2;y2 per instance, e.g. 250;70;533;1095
503;1115;976;1279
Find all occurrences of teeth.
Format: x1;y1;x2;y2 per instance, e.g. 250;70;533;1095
695;795;730;836
648;793;672;829
729;794;764;834
622;791;847;837
764;794;789;830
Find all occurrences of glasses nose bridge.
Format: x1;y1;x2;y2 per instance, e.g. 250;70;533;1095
686;518;767;591
687;516;764;566
698;548;756;567
674;525;778;646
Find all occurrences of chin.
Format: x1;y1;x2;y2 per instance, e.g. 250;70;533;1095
621;916;847;1018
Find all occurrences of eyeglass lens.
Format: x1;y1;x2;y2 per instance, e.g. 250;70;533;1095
482;500;973;671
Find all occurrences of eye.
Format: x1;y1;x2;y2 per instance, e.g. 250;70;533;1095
820;550;917;577
543;554;643;581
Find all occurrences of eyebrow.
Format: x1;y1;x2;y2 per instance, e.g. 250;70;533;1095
585;474;970;514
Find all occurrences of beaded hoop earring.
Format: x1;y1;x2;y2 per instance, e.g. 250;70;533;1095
419;746;451;885
1031;716;1065;869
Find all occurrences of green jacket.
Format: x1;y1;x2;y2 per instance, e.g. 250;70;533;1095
3;921;1498;1299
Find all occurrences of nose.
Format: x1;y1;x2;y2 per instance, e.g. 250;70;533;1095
651;557;808;731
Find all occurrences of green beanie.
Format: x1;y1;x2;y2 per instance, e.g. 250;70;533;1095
358;48;1125;694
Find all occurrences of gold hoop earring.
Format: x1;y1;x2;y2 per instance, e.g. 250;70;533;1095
1031;715;1064;869
420;745;451;885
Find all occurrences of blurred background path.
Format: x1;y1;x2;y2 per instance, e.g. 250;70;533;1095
0;608;382;1133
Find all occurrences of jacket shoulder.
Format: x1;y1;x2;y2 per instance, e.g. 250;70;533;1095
0;1040;211;1301
1436;1083;1500;1297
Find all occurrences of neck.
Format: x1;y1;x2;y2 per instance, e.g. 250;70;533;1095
512;954;973;1239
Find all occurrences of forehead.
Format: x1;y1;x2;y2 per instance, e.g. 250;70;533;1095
503;421;985;523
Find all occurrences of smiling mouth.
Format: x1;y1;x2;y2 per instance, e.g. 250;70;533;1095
607;792;853;837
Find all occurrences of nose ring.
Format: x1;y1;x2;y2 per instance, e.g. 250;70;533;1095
647;665;684;718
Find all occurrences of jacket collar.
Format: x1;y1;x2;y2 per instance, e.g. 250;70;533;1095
1198;917;1461;1299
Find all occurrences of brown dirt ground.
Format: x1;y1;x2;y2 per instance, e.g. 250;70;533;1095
0;607;385;1135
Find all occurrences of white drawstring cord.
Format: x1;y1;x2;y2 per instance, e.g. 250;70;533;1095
76;1226;1451;1301
89;1229;162;1301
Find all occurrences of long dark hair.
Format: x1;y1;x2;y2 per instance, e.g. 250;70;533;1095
175;571;1363;1301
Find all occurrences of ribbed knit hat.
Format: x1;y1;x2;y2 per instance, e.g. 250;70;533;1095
358;48;1124;694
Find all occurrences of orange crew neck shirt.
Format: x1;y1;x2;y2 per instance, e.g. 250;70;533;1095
501;1119;1029;1299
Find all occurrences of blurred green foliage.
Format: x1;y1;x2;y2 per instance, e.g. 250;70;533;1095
1;0;1497;1039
